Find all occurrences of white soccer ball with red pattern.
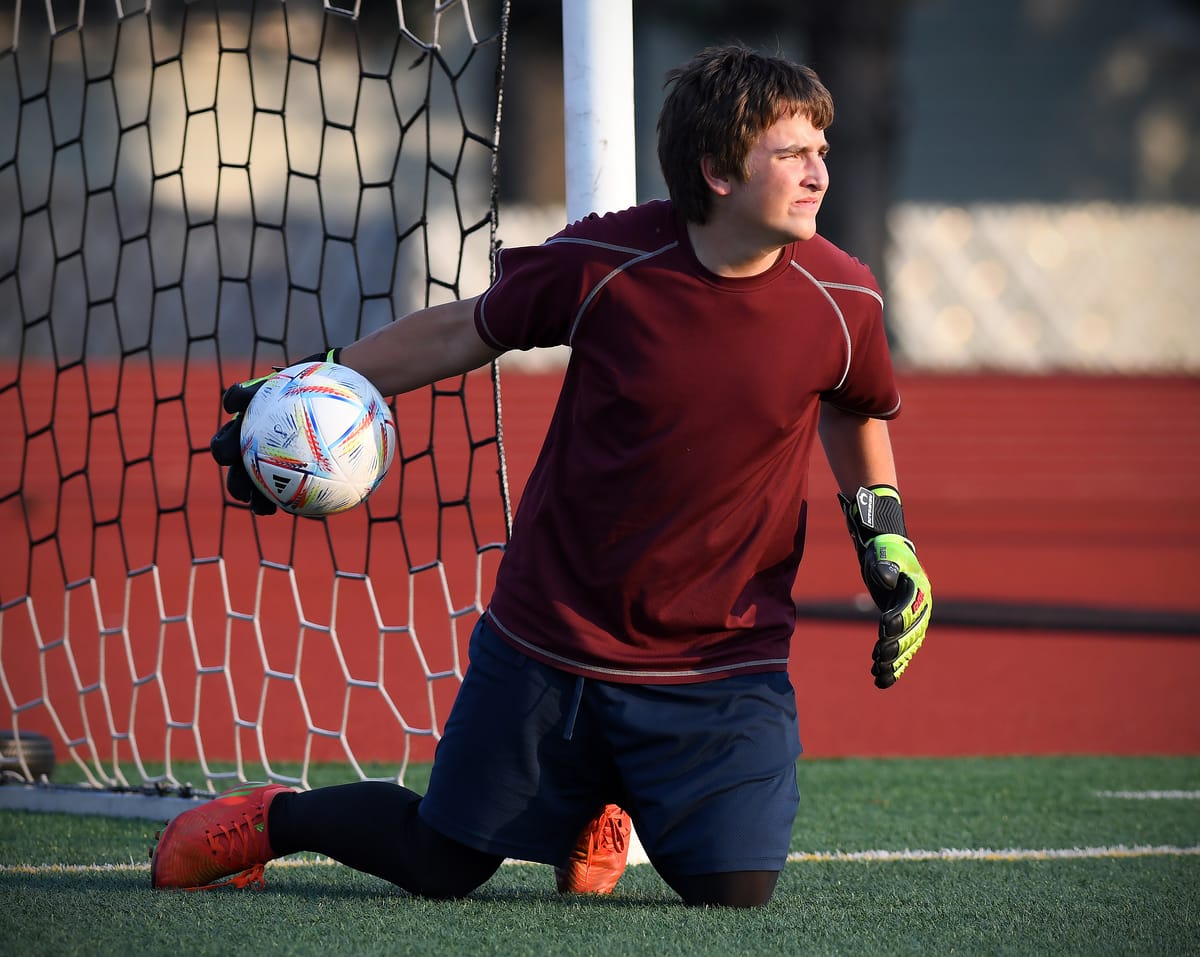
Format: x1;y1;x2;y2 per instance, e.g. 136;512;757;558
240;360;396;517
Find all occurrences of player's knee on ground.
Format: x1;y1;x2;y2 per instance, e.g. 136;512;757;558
661;870;780;908
401;812;505;900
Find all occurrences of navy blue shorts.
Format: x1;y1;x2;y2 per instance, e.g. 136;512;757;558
420;617;802;876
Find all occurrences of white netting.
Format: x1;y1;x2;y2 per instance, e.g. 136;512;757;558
0;0;512;795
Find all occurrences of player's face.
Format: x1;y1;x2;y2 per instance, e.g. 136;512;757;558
728;111;829;244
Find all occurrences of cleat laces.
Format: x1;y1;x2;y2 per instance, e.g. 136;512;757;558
206;811;262;861
185;862;267;893
592;811;627;855
185;809;272;890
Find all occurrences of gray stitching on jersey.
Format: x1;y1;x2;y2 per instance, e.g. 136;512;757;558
546;236;667;257
819;280;888;401
476;250;510;349
820;280;884;309
567;241;679;345
486;609;789;680
789;259;853;390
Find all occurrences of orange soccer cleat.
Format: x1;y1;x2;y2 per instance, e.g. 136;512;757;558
150;783;294;891
554;803;631;895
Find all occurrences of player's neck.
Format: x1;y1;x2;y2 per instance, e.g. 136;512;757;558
686;219;784;279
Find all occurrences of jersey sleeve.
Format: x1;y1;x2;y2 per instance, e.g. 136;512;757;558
474;240;582;352
822;282;902;420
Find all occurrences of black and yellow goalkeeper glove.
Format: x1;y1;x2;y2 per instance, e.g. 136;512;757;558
838;485;932;689
210;349;341;515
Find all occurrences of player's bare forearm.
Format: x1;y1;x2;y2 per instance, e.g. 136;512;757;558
817;403;898;495
339;296;503;398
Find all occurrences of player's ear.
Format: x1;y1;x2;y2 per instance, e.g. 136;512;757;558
700;155;733;196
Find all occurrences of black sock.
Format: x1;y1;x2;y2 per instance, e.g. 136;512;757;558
268;781;503;898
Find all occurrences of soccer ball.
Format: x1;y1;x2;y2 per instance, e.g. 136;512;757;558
240;360;396;517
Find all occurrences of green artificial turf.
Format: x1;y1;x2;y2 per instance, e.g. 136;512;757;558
1;755;1197;956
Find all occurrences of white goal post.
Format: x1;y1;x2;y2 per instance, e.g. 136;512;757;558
561;0;636;220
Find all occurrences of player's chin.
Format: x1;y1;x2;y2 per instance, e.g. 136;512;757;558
786;221;819;243
786;209;820;242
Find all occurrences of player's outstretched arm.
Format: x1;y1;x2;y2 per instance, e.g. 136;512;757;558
818;406;932;689
339;296;502;398
209;297;502;514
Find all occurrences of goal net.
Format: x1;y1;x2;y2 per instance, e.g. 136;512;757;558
0;0;514;799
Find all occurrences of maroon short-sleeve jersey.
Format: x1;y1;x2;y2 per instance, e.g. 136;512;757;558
475;201;899;683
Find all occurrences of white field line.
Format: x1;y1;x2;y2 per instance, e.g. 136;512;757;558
786;844;1200;863
4;844;1199;877
1093;790;1200;800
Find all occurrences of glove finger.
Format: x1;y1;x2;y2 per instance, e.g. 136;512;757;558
863;556;901;612
877;574;917;639
222;377;267;415
249;490;278;516
873;578;904;679
876;640;920;688
226;465;278;516
223;383;247;415
880;574;931;641
873;575;930;689
225;461;256;503
871;629;900;686
865;556;901;593
872;664;896;690
872;631;900;664
210;417;243;467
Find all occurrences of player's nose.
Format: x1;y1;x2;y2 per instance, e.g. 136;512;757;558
801;158;827;191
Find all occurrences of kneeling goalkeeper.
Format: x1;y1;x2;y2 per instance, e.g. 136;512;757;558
152;43;932;908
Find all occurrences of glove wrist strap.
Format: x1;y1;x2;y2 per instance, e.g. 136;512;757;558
298;347;342;366
839;485;909;548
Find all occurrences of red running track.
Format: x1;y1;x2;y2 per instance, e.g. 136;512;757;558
2;366;1197;759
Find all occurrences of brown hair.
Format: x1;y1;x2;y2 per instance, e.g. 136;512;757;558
656;45;834;224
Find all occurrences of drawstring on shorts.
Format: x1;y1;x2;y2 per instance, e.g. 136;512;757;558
563;675;585;741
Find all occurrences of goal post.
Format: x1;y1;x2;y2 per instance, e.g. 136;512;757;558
0;0;516;808
561;0;636;220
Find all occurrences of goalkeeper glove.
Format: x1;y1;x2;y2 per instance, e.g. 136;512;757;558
838;485;932;689
210;348;341;515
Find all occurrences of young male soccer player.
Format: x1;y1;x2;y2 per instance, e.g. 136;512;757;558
153;43;931;908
